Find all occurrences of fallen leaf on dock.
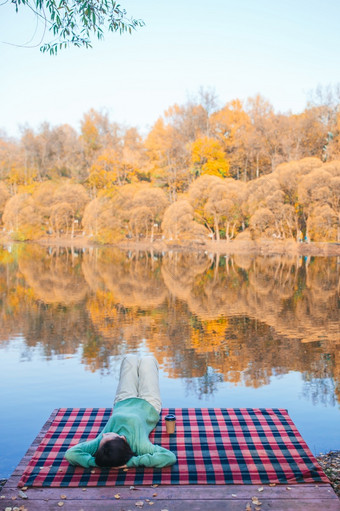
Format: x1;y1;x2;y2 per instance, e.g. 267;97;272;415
114;494;120;499
135;501;144;507
21;487;27;491
57;502;64;507
286;486;292;490
151;484;158;488
152;493;157;497
258;486;264;492
60;494;67;499
269;483;276;487
245;504;251;511
251;496;262;505
18;491;27;500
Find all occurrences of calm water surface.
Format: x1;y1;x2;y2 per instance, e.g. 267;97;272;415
1;244;339;478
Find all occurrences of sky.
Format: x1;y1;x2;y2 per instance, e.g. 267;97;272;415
0;0;340;138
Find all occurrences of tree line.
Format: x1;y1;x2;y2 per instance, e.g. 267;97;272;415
1;86;340;243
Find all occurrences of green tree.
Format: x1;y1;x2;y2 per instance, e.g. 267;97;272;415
10;0;144;55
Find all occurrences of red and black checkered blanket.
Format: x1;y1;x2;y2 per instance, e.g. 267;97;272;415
19;408;328;487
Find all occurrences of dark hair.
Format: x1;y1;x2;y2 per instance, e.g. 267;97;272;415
95;437;134;467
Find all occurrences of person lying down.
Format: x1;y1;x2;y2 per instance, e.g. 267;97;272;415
64;355;176;469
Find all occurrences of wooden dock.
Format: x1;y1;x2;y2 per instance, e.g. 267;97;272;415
1;411;339;511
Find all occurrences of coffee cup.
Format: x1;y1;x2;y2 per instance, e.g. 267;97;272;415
165;414;176;434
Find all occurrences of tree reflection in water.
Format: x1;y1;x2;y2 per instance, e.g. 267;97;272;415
0;244;339;402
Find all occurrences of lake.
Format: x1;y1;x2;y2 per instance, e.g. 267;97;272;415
0;243;339;479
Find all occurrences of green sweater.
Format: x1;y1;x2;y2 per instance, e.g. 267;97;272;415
64;398;176;469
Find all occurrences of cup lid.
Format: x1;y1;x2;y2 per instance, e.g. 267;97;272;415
164;414;176;421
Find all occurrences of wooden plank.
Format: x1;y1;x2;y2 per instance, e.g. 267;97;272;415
1;482;338;500
1;497;339;511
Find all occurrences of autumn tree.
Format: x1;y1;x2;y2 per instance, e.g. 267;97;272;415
0;182;10;224
83;114;145;197
2;193;43;240
122;127;147;181
190;136;229;178
82;184;149;243
308;205;338;241
327;111;340;159
82;196;120;242
322;161;340;241
211;99;253;180
50;203;74;237
46;124;84;179
0;133;26;191
298;160;340;241
129;187;169;241
206;179;246;240
162;200;209;242
80;109;122;167
191;177;245;241
145;117;190;201
188;174;219;237
53;182;89;236
32;181;59;232
87;149;120;196
32;180;89;237
249;207;275;237
145;101;209;200
307;83;340;160
188;174;245;240
19;123;85;183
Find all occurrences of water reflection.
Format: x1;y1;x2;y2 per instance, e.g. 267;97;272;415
0;244;339;403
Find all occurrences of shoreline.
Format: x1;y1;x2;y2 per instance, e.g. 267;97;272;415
1;235;340;256
316;451;340;498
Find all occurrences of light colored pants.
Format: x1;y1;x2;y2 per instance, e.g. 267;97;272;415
114;355;162;414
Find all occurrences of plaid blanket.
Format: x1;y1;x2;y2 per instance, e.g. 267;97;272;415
19;407;328;487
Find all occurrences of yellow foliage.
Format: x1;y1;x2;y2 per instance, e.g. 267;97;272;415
211;99;251;144
190;136;229;177
8;165;37;187
80;111;101;152
87;169;110;191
